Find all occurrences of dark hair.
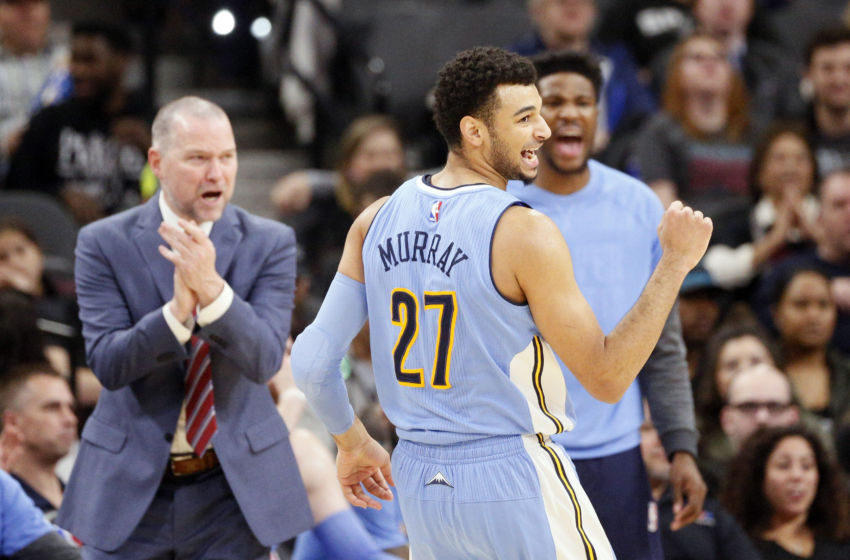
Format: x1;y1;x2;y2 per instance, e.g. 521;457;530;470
747;121;818;201
433;46;536;150
722;425;850;541
805;26;850;67
0;291;46;378
0;218;41;249
695;320;781;423
531;50;603;101
72;21;134;54
0;362;64;414
769;266;832;309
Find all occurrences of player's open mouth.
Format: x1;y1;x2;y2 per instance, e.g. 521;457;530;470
201;191;223;203
553;134;584;158
521;148;539;168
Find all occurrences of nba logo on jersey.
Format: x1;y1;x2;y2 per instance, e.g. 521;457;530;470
429;200;443;222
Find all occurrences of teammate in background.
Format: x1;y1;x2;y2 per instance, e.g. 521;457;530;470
508;51;706;560
292;46;712;559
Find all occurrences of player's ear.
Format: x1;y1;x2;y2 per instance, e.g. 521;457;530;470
148;146;163;177
459;115;486;148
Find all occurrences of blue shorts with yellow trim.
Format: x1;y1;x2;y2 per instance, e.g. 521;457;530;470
392;434;616;560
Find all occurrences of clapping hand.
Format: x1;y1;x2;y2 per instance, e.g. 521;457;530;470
158;219;224;318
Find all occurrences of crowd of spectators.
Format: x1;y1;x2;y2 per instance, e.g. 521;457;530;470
2;0;850;558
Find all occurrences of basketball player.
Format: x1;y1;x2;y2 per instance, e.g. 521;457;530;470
292;46;712;559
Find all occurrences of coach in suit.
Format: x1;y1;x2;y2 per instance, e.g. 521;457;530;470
57;96;312;558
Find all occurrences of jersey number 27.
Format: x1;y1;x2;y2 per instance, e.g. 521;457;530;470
391;288;457;389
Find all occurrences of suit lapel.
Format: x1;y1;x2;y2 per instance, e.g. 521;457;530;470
132;197;242;303
210;205;242;281
133;194;173;305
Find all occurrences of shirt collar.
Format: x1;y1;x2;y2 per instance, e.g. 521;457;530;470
158;191;214;236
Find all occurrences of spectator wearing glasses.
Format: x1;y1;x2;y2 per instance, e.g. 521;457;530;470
701;362;800;492
720;363;800;452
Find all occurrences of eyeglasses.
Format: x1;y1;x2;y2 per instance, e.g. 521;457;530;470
726;401;793;415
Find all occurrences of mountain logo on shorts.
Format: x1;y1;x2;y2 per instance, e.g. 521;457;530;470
425;471;453;488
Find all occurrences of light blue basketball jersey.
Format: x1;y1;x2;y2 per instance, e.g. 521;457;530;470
362;176;576;446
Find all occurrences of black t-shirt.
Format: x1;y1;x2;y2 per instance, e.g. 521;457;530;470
597;0;693;69
658;490;762;560
5;92;152;215
756;538;850;560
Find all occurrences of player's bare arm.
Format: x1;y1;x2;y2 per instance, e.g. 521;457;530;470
336;196;390;283
493;201;712;403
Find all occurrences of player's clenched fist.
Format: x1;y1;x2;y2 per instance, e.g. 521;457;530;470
657;200;713;272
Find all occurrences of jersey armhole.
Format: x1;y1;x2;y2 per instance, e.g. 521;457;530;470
361;196;391;246
490;201;530;307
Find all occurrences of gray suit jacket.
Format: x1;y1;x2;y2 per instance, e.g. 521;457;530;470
57;194;312;550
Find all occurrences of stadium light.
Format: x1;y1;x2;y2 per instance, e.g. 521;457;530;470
250;16;272;40
212;9;236;36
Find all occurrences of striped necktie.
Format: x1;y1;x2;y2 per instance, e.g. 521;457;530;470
185;335;217;456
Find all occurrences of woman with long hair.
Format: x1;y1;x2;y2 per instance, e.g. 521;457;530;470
771;266;850;436
634;32;752;219
722;425;850;559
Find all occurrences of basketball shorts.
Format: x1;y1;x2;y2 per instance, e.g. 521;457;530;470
392;434;616;560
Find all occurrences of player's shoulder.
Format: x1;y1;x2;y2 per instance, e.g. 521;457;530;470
355;195;391;228
493;204;571;289
498;203;564;249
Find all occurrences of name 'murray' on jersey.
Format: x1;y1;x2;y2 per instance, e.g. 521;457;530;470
376;230;469;277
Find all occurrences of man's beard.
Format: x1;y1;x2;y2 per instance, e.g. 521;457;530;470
490;131;534;182
540;145;589;177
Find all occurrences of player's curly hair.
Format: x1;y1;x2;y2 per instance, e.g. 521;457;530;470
433;46;536;151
